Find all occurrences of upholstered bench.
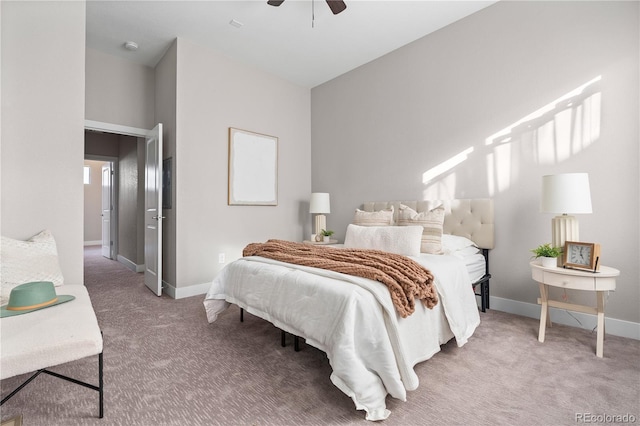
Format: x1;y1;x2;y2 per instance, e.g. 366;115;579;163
0;284;104;417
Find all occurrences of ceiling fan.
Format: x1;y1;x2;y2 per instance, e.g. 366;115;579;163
267;0;347;15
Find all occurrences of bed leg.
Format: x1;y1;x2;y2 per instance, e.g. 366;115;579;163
484;281;490;311
281;330;286;347
240;308;244;322
294;336;300;352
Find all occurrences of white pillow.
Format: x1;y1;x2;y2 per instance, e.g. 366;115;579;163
441;234;478;254
397;204;445;254
1;230;64;304
353;206;394;227
343;224;422;256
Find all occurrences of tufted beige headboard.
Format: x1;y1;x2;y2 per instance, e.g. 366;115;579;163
362;199;495;250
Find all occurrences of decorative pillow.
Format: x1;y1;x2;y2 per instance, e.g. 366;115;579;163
441;234;478;254
1;230;64;305
353;206;394;227
397;204;445;254
343;224;422;256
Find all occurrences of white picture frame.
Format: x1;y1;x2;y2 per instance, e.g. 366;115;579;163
228;127;278;206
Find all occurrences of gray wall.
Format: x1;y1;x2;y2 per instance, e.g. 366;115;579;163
171;38;311;293
85;35;312;295
117;135;144;265
85;48;155;130
1;1;86;285
311;1;639;323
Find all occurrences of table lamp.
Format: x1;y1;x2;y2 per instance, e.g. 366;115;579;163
310;192;330;240
540;173;592;252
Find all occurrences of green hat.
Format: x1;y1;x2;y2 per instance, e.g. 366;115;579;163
0;281;75;318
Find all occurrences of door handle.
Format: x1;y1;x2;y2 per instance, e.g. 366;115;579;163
152;216;165;220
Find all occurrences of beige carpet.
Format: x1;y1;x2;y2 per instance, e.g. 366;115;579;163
1;246;638;425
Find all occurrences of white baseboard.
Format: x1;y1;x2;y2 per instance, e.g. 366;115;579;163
84;240;101;246
489;296;640;341
162;281;211;300
116;255;145;273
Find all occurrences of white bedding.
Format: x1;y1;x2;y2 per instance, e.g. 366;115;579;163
203;252;480;421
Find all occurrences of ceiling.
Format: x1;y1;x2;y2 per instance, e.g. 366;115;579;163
86;0;497;88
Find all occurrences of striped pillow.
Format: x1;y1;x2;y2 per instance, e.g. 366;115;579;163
397;204;445;254
353;206;394;226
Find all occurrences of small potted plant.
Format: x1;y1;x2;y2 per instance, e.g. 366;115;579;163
320;229;334;243
531;243;562;267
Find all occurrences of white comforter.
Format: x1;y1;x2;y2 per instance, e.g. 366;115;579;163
203;253;480;421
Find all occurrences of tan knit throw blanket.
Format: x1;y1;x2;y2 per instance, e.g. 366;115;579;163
243;239;438;318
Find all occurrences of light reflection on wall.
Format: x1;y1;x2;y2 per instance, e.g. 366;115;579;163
422;147;473;199
421;76;602;198
485;76;602;195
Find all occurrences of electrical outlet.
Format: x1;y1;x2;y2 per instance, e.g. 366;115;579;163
218;253;225;263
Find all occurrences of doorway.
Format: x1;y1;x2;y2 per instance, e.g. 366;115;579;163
84;123;146;274
83;158;116;259
83;120;164;297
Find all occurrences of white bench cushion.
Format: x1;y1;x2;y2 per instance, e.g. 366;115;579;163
0;285;103;380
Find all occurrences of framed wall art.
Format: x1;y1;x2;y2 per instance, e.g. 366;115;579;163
228;127;278;206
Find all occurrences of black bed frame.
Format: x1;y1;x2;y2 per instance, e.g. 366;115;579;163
472;248;491;312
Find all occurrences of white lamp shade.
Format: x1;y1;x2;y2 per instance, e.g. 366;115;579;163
310;193;330;214
541;173;592;214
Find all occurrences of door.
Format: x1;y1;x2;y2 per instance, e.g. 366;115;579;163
144;123;163;296
101;164;112;259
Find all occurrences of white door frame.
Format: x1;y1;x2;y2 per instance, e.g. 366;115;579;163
85;120;150;138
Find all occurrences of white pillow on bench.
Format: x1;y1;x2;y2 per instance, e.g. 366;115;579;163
1;230;64;304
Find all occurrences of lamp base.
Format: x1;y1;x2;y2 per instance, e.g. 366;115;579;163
314;214;327;240
551;214;579;266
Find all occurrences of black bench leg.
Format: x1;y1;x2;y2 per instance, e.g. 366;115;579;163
99;351;104;418
0;370;44;405
1;350;104;419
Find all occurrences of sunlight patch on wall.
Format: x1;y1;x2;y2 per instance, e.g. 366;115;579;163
421;147;474;199
422;147;474;184
485;76;601;148
484;76;601;195
423;173;457;200
486;142;513;196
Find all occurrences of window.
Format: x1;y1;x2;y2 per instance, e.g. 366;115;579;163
84;166;91;184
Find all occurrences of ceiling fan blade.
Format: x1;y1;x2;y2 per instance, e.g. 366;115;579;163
267;0;285;6
326;0;346;15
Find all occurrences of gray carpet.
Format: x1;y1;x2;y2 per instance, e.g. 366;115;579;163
1;246;638;425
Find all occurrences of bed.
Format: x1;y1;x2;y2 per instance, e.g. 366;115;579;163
204;199;494;421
